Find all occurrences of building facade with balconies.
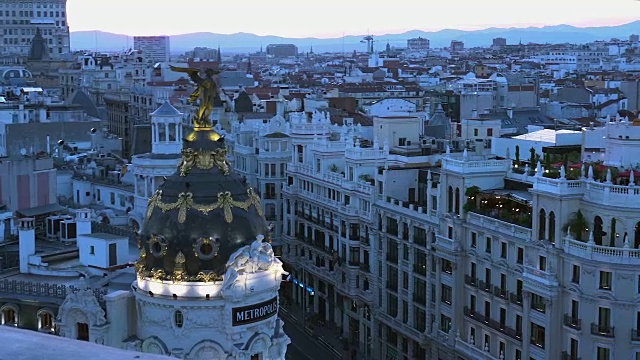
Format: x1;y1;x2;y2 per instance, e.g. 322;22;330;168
283;114;640;360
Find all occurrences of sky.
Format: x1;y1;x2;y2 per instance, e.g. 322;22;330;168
67;0;639;38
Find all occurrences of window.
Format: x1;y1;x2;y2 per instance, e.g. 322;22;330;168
470;232;477;248
599;271;612;290
500;241;507;259
539;256;546;271
473;128;479;136
517;247;524;264
531;323;546;349
398;137;407;146
89;246;95;255
485;237;492;253
572;265;580;284
440;314;451;333
487;128;493;137
597;347;610;360
174;310;183;327
441;284;452;304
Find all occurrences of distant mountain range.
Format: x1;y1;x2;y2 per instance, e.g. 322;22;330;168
70;21;640;54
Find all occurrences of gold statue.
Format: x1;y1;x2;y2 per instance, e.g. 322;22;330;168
169;65;221;129
212;148;230;175
178;148;197;176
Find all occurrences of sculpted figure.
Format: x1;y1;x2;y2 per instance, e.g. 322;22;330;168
169;66;220;128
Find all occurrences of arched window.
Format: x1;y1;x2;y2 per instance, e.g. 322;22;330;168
174;310;183;328
447;186;454;213
635;222;640;249
610;218;617;247
37;309;55;332
594;216;604;245
538;209;546;240
455;187;461;216
548;211;556;243
1;304;18;326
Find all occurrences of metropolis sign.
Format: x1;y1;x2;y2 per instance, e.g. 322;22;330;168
232;296;278;326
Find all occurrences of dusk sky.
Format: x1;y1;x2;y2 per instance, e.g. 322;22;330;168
67;0;639;37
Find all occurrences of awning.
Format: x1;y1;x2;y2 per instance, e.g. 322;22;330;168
17;203;67;217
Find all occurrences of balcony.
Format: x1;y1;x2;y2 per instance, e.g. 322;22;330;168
561;352;581;360
563;314;582;330
287;163;375;196
378;196;432;220
509;293;522;306
533;177;584;196
590;323;615;338
464;275;478;287
466;211;532;242
492;286;508;300
463;307;521;341
522;266;559;297
434;234;456;252
441;157;511;175
478;280;492;293
563;236;640;265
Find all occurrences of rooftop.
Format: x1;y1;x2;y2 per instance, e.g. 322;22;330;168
0;327;168;360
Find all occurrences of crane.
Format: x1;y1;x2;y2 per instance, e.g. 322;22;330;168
360;35;375;55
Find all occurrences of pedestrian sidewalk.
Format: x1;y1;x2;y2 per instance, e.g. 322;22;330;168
279;303;347;359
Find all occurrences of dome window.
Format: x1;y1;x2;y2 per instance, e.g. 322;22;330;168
149;235;168;258
174;310;183;328
194;237;220;260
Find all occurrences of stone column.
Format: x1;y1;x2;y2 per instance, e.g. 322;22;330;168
164;122;169;142
522;291;531;360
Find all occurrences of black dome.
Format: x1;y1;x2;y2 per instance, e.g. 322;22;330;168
136;129;266;282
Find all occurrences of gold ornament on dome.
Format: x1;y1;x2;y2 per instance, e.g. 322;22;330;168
171;251;187;283
145;188;263;224
195;271;220;282
194;237;220;260
135;247;147;277
148;234;168;258
178;147;230;176
150;268;166;282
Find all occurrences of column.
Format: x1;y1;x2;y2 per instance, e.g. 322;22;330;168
522;291;531;360
434;257;442;332
165;122;169;142
134;175;139;196
144;176;149;198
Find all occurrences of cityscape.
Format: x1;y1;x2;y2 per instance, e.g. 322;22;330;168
0;1;640;360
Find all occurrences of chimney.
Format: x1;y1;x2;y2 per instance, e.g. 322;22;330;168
471;109;478;118
276;100;285;117
18;218;36;274
507;108;513;119
589;122;594;130
75;209;92;236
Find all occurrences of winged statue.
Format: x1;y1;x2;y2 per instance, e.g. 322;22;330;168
169;65;221;128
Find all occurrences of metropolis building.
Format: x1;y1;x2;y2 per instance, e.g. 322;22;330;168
0;99;290;358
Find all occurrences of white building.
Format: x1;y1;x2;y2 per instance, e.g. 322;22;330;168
0;0;71;58
133;36;170;63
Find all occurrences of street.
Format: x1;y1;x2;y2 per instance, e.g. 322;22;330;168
280;309;342;360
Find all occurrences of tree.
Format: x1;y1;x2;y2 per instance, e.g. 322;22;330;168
463;186;481;213
544;153;551;171
563;210;588;241
529;147;536;166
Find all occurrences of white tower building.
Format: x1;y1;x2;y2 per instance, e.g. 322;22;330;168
129;101;184;230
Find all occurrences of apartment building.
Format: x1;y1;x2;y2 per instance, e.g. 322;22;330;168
280;108;640;360
133;36;170;63
0;0;70;58
229;110;290;244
